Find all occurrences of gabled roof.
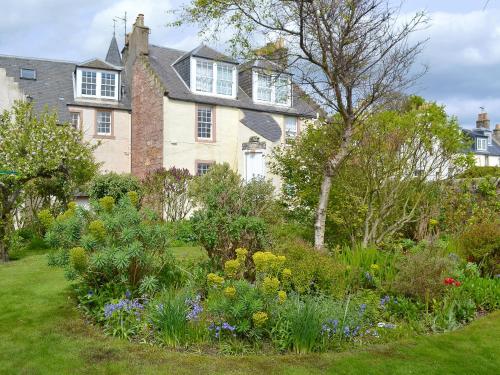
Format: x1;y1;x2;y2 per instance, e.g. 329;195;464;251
78;58;122;71
149;44;316;117
463;128;500;156
105;35;123;66
180;44;238;64
240;110;282;141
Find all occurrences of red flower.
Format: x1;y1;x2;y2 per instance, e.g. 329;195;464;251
444;277;455;285
454;281;461;287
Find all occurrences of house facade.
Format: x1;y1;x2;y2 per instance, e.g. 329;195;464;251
0;13;316;185
0;38;132;174
463;112;500;167
123;14;316;184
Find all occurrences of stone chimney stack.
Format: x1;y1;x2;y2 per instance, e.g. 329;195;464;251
129;14;149;57
494;124;500;143
476;111;490;129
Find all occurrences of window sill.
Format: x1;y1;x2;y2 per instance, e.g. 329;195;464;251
94;134;115;140
195;138;216;144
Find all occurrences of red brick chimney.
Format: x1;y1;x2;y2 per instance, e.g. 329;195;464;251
494;124;500;143
476;111;490;129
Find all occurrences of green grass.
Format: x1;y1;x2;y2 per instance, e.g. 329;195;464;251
1;254;499;375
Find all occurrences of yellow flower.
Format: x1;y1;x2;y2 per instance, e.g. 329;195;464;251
262;276;280;295
282;268;292;279
277;290;287;304
429;219;439;227
224;259;241;278
252;311;268;327
235;248;248;260
224;286;236;298
370;264;380;272
207;273;225;287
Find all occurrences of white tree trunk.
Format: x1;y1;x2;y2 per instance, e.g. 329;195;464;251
314;173;332;250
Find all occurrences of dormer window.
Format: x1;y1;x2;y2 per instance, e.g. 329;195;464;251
191;58;237;98
477;138;487;151
253;70;291;106
76;68;119;100
20;68;36;80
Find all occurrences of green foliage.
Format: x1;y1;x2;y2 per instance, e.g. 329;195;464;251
189;163;274;265
98;196;115;212
0;101;97;261
89;173;141;201
37;209;54;231
459;166;500;178
69;247;87;273
392;244;455;302
46;197;176;297
166;220;197;246
458;221;500;276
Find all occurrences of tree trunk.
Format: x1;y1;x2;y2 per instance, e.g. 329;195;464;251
314;172;332;250
0;219;8;263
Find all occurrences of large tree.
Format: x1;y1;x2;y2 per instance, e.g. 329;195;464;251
270;97;473;246
0;101;97;261
177;0;427;249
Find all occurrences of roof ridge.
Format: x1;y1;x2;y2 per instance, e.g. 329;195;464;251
0;53;77;64
149;44;187;54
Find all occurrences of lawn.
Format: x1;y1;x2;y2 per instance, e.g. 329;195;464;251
1;253;499;375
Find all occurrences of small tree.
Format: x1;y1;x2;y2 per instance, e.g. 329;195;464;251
177;0;428;249
0;101;97;261
142;167;193;221
89;172;141;201
270;98;471;246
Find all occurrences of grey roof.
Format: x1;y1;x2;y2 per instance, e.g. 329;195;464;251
183;44;237;64
0;55;130;122
463;128;500;156
105;35;123;66
78;58;122;71
149;45;317;118
240;110;282;141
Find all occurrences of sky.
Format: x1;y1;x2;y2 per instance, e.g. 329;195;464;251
0;0;499;128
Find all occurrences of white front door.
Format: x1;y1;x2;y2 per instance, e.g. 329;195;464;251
245;152;264;181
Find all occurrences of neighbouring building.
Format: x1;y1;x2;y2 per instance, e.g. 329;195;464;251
122;14;317;184
463;112;500;167
0;37;132;174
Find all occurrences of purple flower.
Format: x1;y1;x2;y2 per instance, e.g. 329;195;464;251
104;298;144;319
125;290;131;299
380;295;390;306
185;295;203;321
360;303;367;314
344;326;350;337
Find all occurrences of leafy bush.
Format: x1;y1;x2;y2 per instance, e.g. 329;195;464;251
189;163;275;266
89;173;141;201
142;167;193;221
391;244;455;302
458;221;500;276
458;166;500;178
46;196;176;297
275;239;346;296
166;220;197;247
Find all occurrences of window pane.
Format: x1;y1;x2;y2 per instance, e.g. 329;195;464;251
82;71;96;96
216;64;233;95
285;116;297;138
197;163;211;176
70;112;80;129
20;68;36;80
196;61;213;92
197;107;212;139
97;111;111;135
101;72;116;97
257;73;272;102
276;76;290;104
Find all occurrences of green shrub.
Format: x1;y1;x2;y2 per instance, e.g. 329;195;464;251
98;196;115;212
166;220;197;246
37;209;54;231
189;163;274;266
392;245;454;302
275;239;346;297
89;173;141;201
458;166;500;178
458;221;500;276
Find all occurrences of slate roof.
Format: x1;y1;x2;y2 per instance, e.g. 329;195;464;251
0;53;130;123
463;128;500;156
240;110;282;141
78;58;122;71
149;44;317;118
187;44;237;64
105;35;123;66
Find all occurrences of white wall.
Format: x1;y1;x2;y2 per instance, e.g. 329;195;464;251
0;68;24;112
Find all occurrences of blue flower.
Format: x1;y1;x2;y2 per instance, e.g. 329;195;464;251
125;290;131;299
185;295;203;321
380;295;390;306
359;303;367;314
344;326;350;337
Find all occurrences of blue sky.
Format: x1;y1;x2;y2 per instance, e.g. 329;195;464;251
0;0;499;127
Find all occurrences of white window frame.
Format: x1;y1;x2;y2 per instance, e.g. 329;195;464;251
76;68;119;100
196;105;214;141
70;112;81;130
285;116;298;139
20;68;36;80
190;57;237;99
252;69;291;107
96;111;112;136
477;138;487;151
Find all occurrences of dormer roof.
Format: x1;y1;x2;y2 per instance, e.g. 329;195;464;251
178;44;238;64
78;58;122;71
